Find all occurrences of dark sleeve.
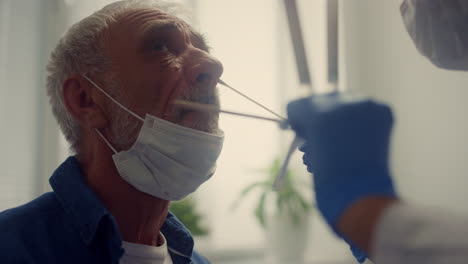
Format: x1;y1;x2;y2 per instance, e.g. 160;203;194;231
0;208;33;263
191;250;211;264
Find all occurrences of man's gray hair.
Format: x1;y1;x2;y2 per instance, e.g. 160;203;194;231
46;0;189;153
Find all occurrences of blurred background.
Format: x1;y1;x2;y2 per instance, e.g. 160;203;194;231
2;0;468;263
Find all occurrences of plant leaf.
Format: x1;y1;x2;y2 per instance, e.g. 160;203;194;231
230;182;269;211
255;192;267;229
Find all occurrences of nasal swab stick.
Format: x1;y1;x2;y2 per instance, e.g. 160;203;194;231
218;80;287;121
172;100;287;126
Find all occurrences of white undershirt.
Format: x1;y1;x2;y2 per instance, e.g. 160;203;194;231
120;233;173;264
372;203;468;264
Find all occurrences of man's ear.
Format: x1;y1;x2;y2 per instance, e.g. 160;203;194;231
62;75;108;129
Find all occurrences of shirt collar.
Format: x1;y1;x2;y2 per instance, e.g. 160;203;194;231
49;156;195;262
162;212;194;260
49;156;118;245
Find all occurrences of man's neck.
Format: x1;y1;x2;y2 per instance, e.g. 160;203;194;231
78;144;169;247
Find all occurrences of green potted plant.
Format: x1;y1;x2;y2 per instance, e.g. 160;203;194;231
233;158;313;263
233;159;312;228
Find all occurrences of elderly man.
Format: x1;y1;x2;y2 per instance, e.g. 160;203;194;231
0;1;223;263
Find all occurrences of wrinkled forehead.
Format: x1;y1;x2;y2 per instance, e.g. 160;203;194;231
115;8;187;30
104;8;209;55
109;8;194;42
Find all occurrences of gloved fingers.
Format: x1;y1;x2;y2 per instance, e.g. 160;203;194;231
350;244;368;264
286;97;316;139
338;235;368;263
298;142;310;152
286;92;343;139
302;153;315;174
299;143;317;174
287;93;392;139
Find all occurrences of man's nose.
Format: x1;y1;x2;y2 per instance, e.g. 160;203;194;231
185;48;224;88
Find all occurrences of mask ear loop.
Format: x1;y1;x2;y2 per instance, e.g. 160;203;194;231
82;75;145;122
82;75;145;154
95;128;118;154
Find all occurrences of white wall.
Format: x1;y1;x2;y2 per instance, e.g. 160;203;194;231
0;0;144;208
0;0;48;210
340;0;468;213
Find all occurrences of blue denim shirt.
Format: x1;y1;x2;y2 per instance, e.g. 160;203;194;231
0;156;209;264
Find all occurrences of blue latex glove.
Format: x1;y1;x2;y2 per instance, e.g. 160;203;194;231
287;93;397;263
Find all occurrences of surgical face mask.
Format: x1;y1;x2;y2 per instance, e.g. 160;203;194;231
83;76;224;201
401;0;468;70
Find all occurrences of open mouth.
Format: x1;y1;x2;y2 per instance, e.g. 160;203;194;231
173;94;219;120
178;109;197;120
171;104;218;133
166;87;220;132
178;107;212;122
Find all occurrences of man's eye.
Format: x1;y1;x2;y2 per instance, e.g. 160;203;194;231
152;42;169;52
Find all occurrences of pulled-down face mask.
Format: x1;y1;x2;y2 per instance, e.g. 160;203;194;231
401;0;468;70
83;76;224;201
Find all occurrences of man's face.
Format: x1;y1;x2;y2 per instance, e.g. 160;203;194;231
104;8;223;137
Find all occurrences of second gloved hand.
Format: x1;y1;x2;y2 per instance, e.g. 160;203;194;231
287;93;397;262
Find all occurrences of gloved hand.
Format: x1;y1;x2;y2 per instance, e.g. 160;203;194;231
287;92;397;263
347;240;367;263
